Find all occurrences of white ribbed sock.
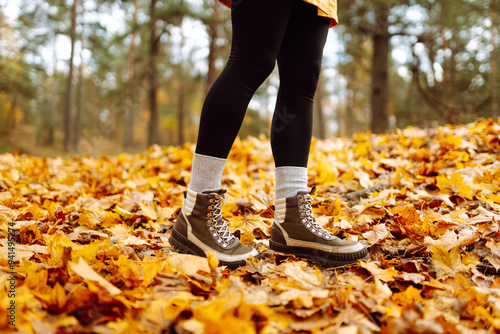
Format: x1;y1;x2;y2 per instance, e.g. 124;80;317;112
275;166;308;200
187;153;227;192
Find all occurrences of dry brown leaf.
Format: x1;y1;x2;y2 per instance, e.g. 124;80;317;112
423;229;479;252
362;223;390;245
485;240;500;270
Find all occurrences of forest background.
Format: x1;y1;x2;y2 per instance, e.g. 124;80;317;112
0;0;499;156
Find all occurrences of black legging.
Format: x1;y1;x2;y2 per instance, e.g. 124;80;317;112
195;0;330;167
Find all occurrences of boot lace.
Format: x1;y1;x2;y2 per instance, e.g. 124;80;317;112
207;193;235;247
299;194;335;240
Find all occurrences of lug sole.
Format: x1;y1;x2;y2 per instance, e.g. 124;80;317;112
269;239;369;267
169;227;254;270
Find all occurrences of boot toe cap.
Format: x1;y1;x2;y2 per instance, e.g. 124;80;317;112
337;240;366;254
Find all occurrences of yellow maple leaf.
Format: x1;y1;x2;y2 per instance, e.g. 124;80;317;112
78;210;101;229
436;172;474;199
100;211;122;228
392;205;436;240
109;254;143;288
430;245;468;280
24;264;50;293
31;282;67;313
26;203;49;220
229;214;270;235
436;133;462;152
390;285;424;306
353;140;372;157
312;159;338;185
315;197;343;216
239;231;255;246
360;262;398;282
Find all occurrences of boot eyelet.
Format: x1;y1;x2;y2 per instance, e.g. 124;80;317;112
213;232;217;237
223;243;227;247
217;238;222;243
311;228;316;233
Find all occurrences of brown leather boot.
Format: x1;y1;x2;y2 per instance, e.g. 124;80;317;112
270;190;368;266
169;189;259;269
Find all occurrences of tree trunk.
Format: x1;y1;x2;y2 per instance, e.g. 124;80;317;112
439;25;455;124
205;0;221;95
74;61;83;153
491;0;498;116
345;75;355;137
147;0;159;146
35;93;44;146
7;94;18;129
74;1;84;153
64;0;78;152
178;19;185;145
370;6;390;134
124;0;138;150
48;45;58;146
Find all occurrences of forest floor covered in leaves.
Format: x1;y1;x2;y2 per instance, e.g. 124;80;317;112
1;119;500;334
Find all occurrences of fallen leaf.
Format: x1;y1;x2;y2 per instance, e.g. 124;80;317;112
430;245;468;280
436;172;474;200
360;262;398;282
485;240;500;270
362;223;390;245
70;257;121;295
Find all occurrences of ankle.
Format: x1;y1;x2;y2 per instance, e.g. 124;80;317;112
188;153;226;192
275;166;308;200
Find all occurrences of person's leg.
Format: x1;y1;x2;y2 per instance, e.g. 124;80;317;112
195;0;293;160
173;0;295;268
271;0;330;199
270;0;368;266
189;0;293;194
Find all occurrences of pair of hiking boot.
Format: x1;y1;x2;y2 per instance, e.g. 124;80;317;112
169;188;368;269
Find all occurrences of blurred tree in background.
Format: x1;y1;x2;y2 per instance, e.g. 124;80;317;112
0;0;498;156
